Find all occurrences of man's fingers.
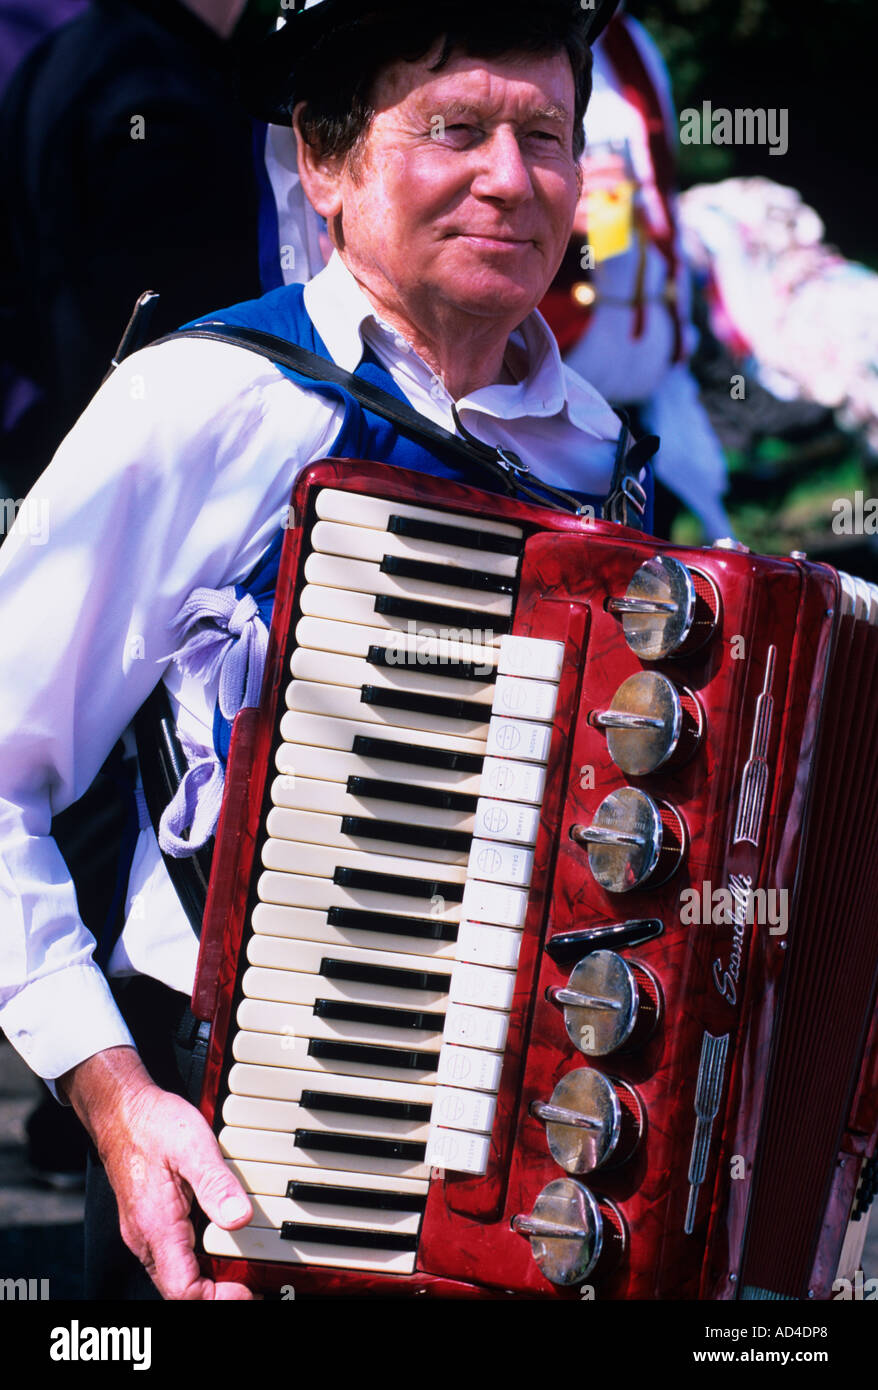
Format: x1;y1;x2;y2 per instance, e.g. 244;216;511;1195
169;1111;253;1229
211;1282;258;1301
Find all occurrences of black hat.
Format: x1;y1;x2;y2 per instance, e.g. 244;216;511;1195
242;0;621;126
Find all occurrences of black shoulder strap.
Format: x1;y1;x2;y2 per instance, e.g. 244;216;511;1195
158;323;608;517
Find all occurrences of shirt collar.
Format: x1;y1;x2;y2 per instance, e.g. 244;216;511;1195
302;250;620;441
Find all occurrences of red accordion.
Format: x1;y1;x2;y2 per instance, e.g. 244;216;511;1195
192;460;878;1300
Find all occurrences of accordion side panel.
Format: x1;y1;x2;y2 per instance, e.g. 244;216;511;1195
699;564;838;1299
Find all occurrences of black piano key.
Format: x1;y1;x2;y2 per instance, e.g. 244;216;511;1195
332;866;464;902
281;1222;418;1252
374;593;512;635
351;735;483;775
346;775;478;813
361;684;487;723
367;644;497;684
313;998;443;1032
340;814;472;855
308;1039;439;1072
387;513;521;556
294;1130;427;1162
286;1181;426;1213
320;957;449;995
380;554;514;596
327;906;458;943
300;1088;433;1122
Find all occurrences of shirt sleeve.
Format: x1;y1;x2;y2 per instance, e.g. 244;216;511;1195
0;337;339;1080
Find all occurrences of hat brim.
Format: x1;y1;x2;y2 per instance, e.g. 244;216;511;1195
241;0;621;127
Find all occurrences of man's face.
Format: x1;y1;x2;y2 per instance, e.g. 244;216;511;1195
317;46;581;334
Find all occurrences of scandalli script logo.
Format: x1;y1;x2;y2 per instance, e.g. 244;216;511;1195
49;1320;151;1371
712;873;751;1007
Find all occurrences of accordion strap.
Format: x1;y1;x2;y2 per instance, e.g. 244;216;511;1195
158;323;618;518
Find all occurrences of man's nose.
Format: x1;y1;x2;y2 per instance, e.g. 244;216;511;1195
471;127;534;204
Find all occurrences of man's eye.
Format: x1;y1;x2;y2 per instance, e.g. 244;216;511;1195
528;130;562;145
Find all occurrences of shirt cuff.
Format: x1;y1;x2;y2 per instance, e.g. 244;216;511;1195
0;963;137;1092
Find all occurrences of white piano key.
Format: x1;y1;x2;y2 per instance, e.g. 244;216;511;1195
497;635;564;682
290;648;495;704
472;798;540;846
251;903;459;960
242;958;448;1014
485;716;553;763
286;680;489;741
260;839;469;886
300;584;500;648
202;1223;417;1275
448;961;516;1012
275;739;484;795
442;1002;509;1052
304;552;513;619
245;936;455;988
491;674;559;723
220;1125;430;1179
264;808;467;867
239;976;445;1049
460;878;529;929
467;838;535;888
233;1023;441;1086
480;756;546;806
311;519;518;579
271;775;476;834
423;1128;491;1175
294;616;500;670
227;1063;436;1109
455;920;523;971
255;874;462;925
223;1095;430;1143
224;1094;301;1131
435;1044;503;1091
226;1158;429;1200
280;708;486;757
247;1193;423;1236
314;488;522;542
431;1086;496;1135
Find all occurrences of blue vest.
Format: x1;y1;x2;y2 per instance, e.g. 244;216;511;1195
185;284;617;762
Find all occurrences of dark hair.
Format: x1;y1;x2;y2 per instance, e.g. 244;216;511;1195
292;2;593;164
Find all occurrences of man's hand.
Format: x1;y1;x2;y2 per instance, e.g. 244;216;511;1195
59;1046;255;1300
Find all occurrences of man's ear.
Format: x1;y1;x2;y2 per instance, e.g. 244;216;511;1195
293;102;344;221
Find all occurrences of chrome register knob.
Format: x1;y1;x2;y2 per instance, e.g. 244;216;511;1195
571;787;686;892
608;555;719;660
531;1068;643;1173
548;949;661;1056
591;670;703;776
512;1178;626;1287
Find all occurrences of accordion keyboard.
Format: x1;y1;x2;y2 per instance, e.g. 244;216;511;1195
203;489;564;1274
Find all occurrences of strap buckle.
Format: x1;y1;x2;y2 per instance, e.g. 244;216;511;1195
604;474;648;527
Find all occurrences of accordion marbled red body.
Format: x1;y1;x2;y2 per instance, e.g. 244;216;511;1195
192;460;878;1300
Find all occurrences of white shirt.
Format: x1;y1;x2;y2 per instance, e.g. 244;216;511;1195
0;251;621;1082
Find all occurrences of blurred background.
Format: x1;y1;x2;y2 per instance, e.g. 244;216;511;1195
0;0;876;1299
627;0;878;571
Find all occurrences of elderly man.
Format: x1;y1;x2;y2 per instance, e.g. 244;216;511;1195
0;0;632;1300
